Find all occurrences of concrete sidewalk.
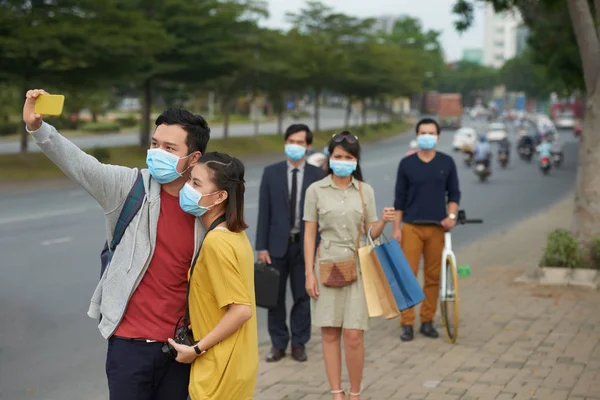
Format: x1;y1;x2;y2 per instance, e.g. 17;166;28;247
254;196;600;400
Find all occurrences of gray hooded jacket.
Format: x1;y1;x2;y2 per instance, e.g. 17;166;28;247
29;122;206;339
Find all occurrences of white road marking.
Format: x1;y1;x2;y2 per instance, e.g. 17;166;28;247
0;207;91;225
41;236;72;246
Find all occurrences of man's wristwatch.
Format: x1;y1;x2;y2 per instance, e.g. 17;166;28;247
448;213;457;220
193;343;206;356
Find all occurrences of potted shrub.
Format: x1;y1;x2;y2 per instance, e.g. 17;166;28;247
539;229;582;284
571;236;600;287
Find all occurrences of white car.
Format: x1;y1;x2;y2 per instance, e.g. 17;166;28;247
486;122;508;142
452;127;478;151
555;116;575;129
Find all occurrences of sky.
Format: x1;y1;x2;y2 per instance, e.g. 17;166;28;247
261;0;485;62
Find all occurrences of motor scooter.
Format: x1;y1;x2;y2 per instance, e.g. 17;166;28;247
474;160;490;182
540;156;551;175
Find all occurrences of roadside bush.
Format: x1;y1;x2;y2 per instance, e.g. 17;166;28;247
91;148;111;163
81;122;121;133
539;229;583;268
0;121;19;136
116;115;138;128
46;116;79;130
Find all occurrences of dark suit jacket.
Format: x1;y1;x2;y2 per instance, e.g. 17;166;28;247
256;160;324;258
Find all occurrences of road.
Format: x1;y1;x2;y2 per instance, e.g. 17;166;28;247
0;119;579;400
0;107;387;155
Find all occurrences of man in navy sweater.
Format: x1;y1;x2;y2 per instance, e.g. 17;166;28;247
392;118;461;342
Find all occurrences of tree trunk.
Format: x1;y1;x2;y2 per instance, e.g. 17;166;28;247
376;98;383;124
344;98;352;128
92;111;98;123
567;0;600;253
277;110;284;135
314;88;321;132
222;99;231;141
20;84;29;156
361;98;367;128
573;89;600;252
140;78;152;148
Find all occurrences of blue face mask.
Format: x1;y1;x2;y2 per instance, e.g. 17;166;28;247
329;160;357;177
146;149;189;184
179;183;220;217
284;144;306;161
416;134;438;150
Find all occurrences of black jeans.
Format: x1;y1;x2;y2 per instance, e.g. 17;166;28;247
106;337;190;400
267;240;311;350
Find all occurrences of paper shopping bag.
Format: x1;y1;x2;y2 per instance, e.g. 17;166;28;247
359;245;400;319
374;238;425;311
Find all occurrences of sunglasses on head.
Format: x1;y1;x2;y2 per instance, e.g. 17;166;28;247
331;132;358;144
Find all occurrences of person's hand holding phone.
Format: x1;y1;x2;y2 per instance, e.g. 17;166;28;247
23;89;49;131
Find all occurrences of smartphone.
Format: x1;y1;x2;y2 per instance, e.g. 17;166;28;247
34;94;65;116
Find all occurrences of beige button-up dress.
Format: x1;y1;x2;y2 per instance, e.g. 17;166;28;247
303;175;378;330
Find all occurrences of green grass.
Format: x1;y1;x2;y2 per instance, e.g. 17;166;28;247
0;120;407;183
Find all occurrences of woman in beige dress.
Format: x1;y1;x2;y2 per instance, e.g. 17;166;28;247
303;131;395;400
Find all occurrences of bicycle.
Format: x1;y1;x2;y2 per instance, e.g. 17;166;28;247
412;210;483;343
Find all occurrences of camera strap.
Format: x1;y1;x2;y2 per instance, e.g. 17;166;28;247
183;214;227;327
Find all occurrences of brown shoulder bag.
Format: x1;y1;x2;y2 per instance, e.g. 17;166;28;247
318;182;365;288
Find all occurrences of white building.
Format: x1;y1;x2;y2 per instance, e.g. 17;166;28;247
483;4;523;68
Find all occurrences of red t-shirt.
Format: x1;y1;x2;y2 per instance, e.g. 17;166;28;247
114;189;196;342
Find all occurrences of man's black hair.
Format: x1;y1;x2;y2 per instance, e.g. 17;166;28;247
155;109;211;154
284;123;313;145
415;118;441;135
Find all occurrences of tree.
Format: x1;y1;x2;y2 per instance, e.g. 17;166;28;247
453;0;600;255
437;61;498;105
500;50;563;99
286;1;351;132
385;16;446;91
0;0;169;153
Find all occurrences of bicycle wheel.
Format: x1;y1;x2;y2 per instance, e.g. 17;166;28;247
440;256;460;343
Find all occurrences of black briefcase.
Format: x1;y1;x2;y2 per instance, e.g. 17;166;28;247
254;263;280;309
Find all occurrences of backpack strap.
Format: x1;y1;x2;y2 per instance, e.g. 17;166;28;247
109;172;145;252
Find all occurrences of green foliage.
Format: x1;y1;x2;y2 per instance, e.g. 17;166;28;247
438;61;498;105
0;121;19;136
539;229;584;268
452;0;584;92
81;122;121;133
45;116;79;131
90;148;111;163
116;116;138;128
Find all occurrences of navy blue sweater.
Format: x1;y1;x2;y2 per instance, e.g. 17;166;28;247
394;152;461;223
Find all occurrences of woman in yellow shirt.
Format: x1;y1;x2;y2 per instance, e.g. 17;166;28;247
168;152;258;400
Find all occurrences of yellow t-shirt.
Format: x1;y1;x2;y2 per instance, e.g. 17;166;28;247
188;229;258;400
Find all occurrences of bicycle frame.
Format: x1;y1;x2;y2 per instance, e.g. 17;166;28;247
439;231;457;302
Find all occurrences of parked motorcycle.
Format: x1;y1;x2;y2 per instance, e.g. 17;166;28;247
540;156;552;175
306;149;329;172
474;160;490;182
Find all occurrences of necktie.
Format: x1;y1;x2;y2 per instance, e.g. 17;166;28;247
290;168;298;230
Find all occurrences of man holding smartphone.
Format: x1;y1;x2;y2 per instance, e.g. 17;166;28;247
23;89;211;400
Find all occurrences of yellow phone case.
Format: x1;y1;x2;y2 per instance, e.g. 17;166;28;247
34;94;65;116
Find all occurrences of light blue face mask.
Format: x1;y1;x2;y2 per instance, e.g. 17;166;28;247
146;149;190;184
416;134;438;150
329;159;357;177
179;183;220;217
284;144;307;161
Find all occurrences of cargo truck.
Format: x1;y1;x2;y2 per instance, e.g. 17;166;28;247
438;93;463;129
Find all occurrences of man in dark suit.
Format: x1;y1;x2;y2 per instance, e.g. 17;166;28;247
256;123;324;363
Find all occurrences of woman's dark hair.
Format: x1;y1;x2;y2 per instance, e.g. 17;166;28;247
326;131;364;181
198;152;248;233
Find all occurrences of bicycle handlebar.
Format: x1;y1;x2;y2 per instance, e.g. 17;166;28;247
410;217;484;227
